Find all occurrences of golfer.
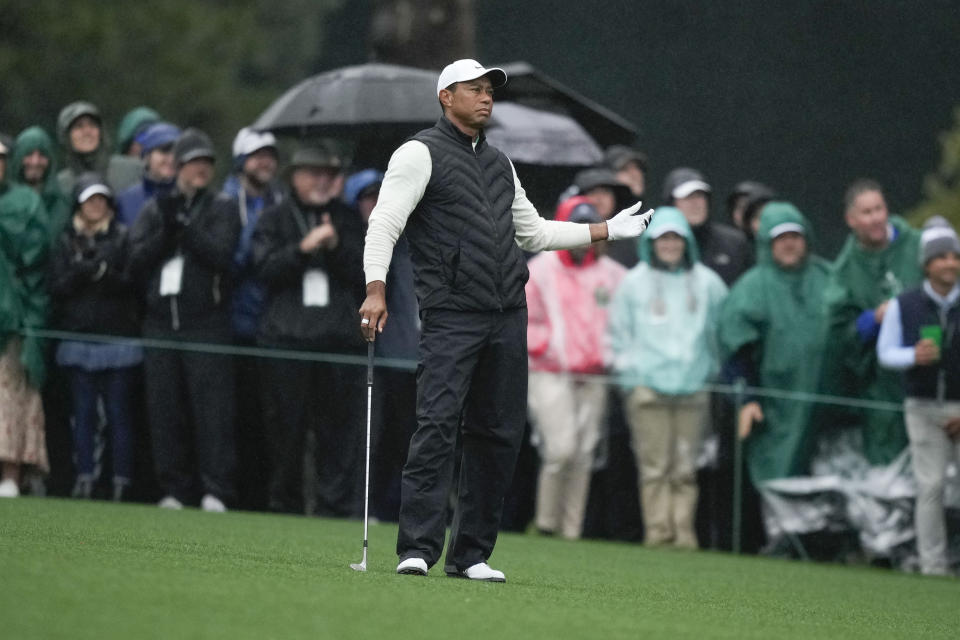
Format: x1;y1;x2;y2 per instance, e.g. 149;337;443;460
359;59;653;582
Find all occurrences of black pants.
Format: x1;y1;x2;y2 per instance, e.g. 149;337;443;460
143;340;237;504
397;308;527;572
259;355;362;516
370;366;417;522
234;350;270;511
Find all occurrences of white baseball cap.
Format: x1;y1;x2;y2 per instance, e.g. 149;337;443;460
649;222;688;239
78;183;112;204
437;59;507;96
232;127;277;159
672;179;712;200
769;222;805;239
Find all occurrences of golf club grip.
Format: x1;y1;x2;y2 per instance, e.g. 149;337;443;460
367;340;374;386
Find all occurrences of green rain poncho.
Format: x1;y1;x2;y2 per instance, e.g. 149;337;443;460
719;203;831;484
822;216;922;464
10;126;71;240
0;163;50;388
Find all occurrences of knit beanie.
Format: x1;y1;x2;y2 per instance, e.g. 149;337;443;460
921;216;960;265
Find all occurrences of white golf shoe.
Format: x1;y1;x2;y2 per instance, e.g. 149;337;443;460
158;495;183;510
201;494;227;513
0;478;20;498
396;557;428;576
455;562;506;582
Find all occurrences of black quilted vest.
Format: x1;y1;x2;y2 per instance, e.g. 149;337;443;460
406;117;529;312
897;286;960;400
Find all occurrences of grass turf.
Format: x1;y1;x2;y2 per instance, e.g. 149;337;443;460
2;498;958;639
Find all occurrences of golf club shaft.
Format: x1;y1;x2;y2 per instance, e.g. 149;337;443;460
361;341;374;556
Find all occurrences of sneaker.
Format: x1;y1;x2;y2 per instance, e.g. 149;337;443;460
450;562;506;582
396;557;428;576
71;477;94;499
0;478;19;498
201;494;227;513
158;495;183;510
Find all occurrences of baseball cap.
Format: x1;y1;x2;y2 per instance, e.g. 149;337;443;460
173;128;216;165
73;172;113;206
136;122;181;157
649;222;688;239
0;138;8;156
768;222;805;239
437;59;507;96
233;127;277;159
663;167;712;201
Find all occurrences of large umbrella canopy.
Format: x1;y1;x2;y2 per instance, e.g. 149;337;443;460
494;61;638;147
486;101;603;166
251;62;441;136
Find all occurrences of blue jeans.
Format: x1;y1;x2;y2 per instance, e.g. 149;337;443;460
68;367;136;483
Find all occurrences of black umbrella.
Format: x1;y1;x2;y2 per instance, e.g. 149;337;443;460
251;62;441;137
486;102;603;166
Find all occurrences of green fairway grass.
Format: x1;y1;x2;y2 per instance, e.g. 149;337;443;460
2;498;958;639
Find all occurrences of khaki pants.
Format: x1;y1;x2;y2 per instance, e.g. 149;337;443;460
904;398;960;576
528;371;608;539
625;387;707;548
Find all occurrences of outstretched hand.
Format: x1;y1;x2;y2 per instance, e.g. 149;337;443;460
606;201;655;241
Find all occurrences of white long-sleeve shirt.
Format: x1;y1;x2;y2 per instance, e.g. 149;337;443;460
877;281;960;370
363;140;593;285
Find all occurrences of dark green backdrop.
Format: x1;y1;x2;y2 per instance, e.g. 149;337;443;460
475;1;960;256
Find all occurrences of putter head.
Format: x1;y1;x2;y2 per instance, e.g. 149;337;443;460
350;562;367;572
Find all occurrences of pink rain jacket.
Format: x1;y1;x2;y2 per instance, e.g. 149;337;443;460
526;196;627;374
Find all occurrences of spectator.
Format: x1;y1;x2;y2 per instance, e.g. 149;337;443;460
526;196;626;539
603;145;648;199
346;168;419;522
663;167;753;549
222;127;283;511
663;167;752;286
877;217;960;576
48;174;142;501
10;126;70;239
115;106;161;158
115;122;181;227
223;127;283;342
719;203;831;513
128;128;240;512
823;179;922;465
0;136;50;498
609;206;728;548
726;180;776;243
56;101;141;198
573;167;638;268
252;147;366;516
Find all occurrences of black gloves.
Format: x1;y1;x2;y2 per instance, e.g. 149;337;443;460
159;193;188;228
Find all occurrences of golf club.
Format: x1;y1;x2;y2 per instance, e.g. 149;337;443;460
350;340;375;572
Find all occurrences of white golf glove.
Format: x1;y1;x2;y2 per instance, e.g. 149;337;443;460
606;201;654;241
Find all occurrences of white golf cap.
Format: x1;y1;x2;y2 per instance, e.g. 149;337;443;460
233;127;277;159
649;222;688;239
671;179;712;200
769;222;805;239
437;59;507;96
78;183;112;204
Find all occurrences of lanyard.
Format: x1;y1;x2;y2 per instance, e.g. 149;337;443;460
290;201;318;238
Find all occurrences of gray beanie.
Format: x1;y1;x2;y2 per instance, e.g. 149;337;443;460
920;216;960;265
